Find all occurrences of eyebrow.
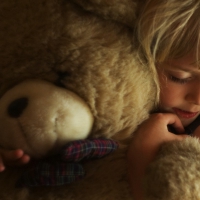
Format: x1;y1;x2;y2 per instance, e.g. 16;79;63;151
167;63;200;73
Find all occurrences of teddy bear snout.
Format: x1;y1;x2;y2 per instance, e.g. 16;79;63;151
7;97;28;118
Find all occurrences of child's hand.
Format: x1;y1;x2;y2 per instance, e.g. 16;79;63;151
0;149;30;172
127;113;188;200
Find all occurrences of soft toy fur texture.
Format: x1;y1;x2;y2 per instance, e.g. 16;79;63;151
0;79;94;158
0;0;155;140
144;137;200;200
1;0;200;200
0;0;155;199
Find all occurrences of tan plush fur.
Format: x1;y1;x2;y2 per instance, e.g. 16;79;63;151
144;137;200;200
0;0;156;140
0;0;156;199
1;0;200;200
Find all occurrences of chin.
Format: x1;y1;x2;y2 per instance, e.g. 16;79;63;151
181;117;197;127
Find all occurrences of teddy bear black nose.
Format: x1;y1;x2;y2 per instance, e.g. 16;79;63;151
7;97;28;118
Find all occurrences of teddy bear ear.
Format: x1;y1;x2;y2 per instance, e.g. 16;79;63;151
144;137;200;200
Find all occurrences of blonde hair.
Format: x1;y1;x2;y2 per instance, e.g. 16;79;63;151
135;0;200;101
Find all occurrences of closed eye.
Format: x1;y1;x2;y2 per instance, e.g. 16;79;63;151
169;75;191;84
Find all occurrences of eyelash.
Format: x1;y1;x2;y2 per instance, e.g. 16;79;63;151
169;75;190;84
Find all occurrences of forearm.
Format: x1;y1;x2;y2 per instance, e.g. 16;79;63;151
127;146;150;200
126;114;187;200
127;163;145;200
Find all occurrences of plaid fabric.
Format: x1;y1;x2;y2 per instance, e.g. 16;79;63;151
61;139;119;162
16;139;118;187
16;163;84;187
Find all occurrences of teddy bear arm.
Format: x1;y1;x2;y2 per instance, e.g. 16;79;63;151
144;137;200;200
69;0;137;27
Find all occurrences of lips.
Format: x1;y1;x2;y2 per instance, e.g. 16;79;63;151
173;108;199;119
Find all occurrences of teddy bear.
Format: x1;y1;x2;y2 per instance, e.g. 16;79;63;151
1;0;200;200
0;79;119;188
0;79;94;159
0;78;132;199
1;80;200;200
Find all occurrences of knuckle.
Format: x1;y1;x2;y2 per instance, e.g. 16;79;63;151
152;113;166;121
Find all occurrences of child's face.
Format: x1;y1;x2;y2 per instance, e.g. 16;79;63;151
157;52;200;127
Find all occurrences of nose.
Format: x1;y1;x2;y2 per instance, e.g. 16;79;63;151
7;97;28;118
186;85;200;105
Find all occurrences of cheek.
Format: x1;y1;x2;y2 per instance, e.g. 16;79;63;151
160;87;175;107
159;78;180;107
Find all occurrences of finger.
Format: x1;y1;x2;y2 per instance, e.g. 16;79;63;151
8;154;31;166
0;157;5;172
16;154;30;165
1;149;24;162
172;134;189;141
163;113;185;133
